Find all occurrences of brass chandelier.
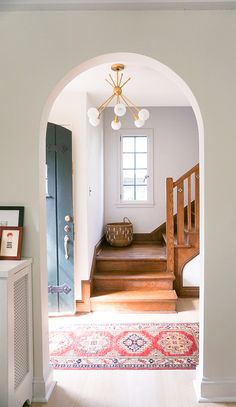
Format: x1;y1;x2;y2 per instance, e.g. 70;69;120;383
87;63;150;130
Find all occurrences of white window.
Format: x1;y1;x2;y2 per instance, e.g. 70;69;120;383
118;129;154;206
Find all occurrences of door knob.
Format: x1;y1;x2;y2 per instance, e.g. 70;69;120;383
65;215;72;222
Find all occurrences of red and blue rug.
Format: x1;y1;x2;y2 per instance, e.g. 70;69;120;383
49;322;199;370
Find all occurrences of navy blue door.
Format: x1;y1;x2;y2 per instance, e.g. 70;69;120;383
46;122;74;313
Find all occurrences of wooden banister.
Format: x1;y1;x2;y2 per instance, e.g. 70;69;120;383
166;178;174;273
165;164;199;270
173;164;199;187
187;176;192;231
177;181;184;245
195;167;200;231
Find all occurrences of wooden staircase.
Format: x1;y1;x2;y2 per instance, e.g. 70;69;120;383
166;163;199;297
76;164;199;313
91;242;177;312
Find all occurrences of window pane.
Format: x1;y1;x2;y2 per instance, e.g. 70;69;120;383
123;170;134;185
136;186;147;200
123;153;134;169
123;186;134;201
136;169;148;185
123;137;134;152
136;137;147;152
136;153;147;169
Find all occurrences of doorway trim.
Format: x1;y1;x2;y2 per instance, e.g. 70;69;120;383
38;52;204;402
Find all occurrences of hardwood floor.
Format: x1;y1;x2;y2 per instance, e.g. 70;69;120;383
31;299;236;407
97;242;167;260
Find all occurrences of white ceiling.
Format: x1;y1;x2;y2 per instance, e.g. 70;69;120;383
63;62;190;107
1;0;236;10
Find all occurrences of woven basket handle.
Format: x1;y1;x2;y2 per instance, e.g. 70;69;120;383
123;217;131;224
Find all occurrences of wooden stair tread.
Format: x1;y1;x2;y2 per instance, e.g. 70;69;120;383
91;289;177;302
162;233;191;248
93;271;175;280
97;242;167;261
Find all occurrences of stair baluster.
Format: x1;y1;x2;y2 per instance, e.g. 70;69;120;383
166;164;199;296
166;177;174;273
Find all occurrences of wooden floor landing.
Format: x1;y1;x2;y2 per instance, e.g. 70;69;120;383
97;241;167;260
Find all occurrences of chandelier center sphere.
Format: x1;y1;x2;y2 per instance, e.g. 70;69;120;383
114;86;122;96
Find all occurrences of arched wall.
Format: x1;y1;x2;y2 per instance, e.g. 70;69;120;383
0;10;236;403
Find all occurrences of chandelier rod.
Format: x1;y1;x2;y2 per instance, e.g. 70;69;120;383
109;74;116;87
121;93;140;113
120;94;137;121
105;78;114;88
97;94;115;113
118;73;123;87
120;77;131;89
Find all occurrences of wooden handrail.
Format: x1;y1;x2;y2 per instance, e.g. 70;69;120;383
173;164;199;187
166;164;200;270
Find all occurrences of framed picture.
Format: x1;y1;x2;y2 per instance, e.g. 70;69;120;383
0;206;24;227
0;227;23;260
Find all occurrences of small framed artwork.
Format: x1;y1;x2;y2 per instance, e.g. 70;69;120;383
0;227;23;260
0;206;24;227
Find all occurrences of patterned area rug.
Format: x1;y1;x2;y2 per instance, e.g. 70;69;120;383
49;322;199;370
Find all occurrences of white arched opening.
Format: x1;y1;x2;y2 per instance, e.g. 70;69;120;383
38;52;204;402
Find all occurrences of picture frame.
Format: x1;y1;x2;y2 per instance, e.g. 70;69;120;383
0;227;23;260
0;206;24;227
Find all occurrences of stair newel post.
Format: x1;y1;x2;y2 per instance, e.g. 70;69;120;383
177;181;185;245
187;176;192;231
195;168;200;231
166;178;174;273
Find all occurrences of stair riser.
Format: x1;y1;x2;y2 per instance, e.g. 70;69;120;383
93;279;173;291
96;260;167;273
91;301;177;312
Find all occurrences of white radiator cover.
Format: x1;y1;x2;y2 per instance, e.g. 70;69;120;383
0;259;33;407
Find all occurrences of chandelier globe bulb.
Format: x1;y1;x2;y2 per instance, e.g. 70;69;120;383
111;119;121;130
114;103;126;117
134;119;145;128
138;109;150;121
87;107;99;120
89;117;100;127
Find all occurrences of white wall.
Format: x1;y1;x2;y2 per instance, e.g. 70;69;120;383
0;10;236;403
86;95;105;272
183;254;200;286
104;107;198;232
49;92;104;297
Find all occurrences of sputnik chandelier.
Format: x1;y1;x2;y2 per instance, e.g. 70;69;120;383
87;63;150;130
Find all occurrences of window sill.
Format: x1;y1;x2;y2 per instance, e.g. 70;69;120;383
116;202;154;208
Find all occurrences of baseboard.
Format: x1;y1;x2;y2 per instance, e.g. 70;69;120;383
180;286;199;298
32;367;56;402
76;236;105;313
195;367;236;402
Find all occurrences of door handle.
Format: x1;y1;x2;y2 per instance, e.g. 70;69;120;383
64;235;70;259
65;215;72;222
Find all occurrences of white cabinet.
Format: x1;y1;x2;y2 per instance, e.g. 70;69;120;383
0;259;33;407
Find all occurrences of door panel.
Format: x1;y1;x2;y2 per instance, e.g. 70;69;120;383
46;122;74;313
46;123;58;312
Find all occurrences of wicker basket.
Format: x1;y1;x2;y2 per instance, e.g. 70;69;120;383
105;217;133;247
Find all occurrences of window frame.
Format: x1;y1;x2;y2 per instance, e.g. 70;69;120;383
117;128;154;207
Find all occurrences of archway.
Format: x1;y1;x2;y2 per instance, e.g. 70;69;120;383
38;52;204;401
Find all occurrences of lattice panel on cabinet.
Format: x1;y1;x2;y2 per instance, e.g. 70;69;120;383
14;274;29;390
